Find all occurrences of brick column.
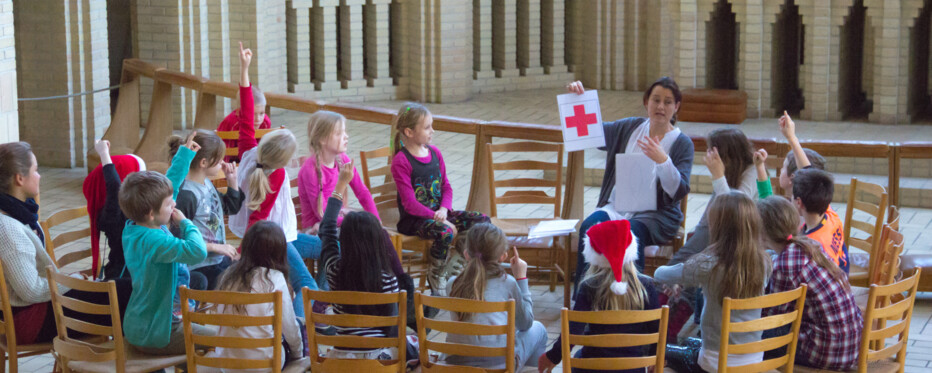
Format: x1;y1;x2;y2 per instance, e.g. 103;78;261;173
796;0;849;122
404;0;473;103
517;0;543;75
14;0;110;167
494;0;519;77
313;0;342;92
365;0;393;87
674;0;699;88
865;0;907;124
474;0;494;79
0;0;17;144
339;0;366;89
733;0;765;119
540;0;568;74
287;1;313;94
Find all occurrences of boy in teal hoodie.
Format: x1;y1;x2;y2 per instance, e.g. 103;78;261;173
119;170;213;355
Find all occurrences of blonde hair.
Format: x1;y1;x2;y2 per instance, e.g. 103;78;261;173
449;223;507;321
583;261;647;311
246;129;297;210
306;111;347;215
390;102;430;156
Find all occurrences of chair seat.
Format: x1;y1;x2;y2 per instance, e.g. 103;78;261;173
793;359;900;373
194;357;311;373
66;341;187;373
899;254;932;291
851;285;870;312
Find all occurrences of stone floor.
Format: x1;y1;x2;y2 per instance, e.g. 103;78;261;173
19;87;932;371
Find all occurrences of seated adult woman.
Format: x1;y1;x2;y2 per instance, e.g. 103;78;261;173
567;77;694;294
0;142;132;345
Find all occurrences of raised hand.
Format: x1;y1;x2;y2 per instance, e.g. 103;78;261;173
184;131;201;153
637;136;669;164
778;110;797;141
222;161;238;190
566;80;585;95
509;246;528;279
238;41;253;87
95;140;112;165
752;148;768;166
704;147;725;180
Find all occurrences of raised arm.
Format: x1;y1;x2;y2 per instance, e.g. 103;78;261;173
780;111;810;169
237;42;258;155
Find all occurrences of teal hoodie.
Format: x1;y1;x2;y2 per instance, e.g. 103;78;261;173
122;219;207;348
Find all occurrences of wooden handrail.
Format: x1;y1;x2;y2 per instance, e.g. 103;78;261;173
93;58;932;216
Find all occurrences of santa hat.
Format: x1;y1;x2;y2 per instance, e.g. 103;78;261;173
83;155;145;277
582;220;638;295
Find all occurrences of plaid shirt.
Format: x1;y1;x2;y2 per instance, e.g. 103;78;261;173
764;243;862;371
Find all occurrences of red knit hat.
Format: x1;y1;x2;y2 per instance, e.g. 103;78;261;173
582;220;638;295
83;155;145;276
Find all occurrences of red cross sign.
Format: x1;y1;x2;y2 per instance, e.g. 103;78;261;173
566;104;598;137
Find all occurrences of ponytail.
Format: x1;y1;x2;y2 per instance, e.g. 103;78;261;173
246;167;275;210
245;129;297;210
448;223;506;321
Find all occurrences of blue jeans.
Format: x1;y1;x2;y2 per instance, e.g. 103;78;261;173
287;233;323;316
573;211;652;297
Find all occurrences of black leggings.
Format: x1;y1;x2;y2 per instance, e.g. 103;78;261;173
31;277;133;343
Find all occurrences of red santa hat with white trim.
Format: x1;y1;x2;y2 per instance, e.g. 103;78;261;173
582;219;638;295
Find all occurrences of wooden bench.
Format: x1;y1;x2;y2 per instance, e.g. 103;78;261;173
678;88;748;124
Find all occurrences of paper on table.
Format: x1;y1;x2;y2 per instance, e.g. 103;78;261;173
614;153;657;213
557;90;605;152
527;219;580;239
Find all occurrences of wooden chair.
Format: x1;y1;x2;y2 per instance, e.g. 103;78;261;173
46;267;186;373
485;141;569;305
0;259;54;373
765;155;787;197
303;288;408;372
215;126;286;159
179;287;310;373
414;293;515;373
360;146;430;291
643;196;688;277
853;224;905;311
718;285;808;372
795;269;922;373
886;205;899;231
844;178;888;287
560;306;669;372
40;206;102;279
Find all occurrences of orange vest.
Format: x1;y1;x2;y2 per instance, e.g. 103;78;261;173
804;207;849;273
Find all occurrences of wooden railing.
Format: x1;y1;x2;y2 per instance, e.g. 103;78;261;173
96;59;932;218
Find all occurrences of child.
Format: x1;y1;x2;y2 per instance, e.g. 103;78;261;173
119;170;215;355
390;102;490;294
443;223;547;371
227;41;320;315
167;130;244;290
298;110;380;234
317;161;417;362
752;148;772;199
758;196;862;371
793;168;849;273
84;139;146;279
772;111;827;197
537;220;660;373
214;221;303;370
670;128;757;265
655;191;771;372
216;75;271;163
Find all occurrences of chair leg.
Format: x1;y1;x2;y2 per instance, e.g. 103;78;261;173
1;353;7;373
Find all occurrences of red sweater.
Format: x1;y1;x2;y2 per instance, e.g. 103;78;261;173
216;109;271;163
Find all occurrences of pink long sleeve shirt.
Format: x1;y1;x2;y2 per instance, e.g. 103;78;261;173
298;153;380;228
390;145;453;219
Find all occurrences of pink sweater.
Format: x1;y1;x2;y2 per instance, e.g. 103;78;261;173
297;153;380;229
390;145;453;219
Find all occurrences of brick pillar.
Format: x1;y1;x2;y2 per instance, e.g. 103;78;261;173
494;0;520;77
208;0;233;116
518;0;543;75
365;0;393;87
573;0;617;89
865;0;906;124
797;0;850;122
734;0;765;119
313;0;342;92
339;0;366;89
674;0;699;88
540;0;568;74
287;1;312;94
0;0;17;144
14;0;110;167
404;0;473;103
474;0;494;79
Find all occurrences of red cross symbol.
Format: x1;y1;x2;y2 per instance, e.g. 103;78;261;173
565;104;597;137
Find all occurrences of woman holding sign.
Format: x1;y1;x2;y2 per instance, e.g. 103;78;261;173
567;77;694;296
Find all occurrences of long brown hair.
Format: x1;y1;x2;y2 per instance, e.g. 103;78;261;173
217;221;292;313
390;102;430;156
701;191;771;301
449;223;507;320
584;261;647;311
168;130;226;170
757;196;849;289
708;128;754;189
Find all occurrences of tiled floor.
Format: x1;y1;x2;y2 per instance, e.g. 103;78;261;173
19;87;932;372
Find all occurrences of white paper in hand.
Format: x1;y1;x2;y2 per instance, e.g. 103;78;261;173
614;154;657;213
557;90;605;152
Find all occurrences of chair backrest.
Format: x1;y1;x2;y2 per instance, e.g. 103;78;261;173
844;178;888;277
871;224;904;286
291;177;303;231
0;259;22;356
303;288;407;372
360;146;401;226
764;155;786;197
486;141;564;218
857;268;922;372
40;206;100;278
887;205;900;231
561;306;669;372
216;126;285;157
45;266;126;371
718;285;808;372
415;292;516;373
180;287;284;373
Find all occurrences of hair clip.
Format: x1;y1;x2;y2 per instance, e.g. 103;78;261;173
256;163;264;169
405;107;411;112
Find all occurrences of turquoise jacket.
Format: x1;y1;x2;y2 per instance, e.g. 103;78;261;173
122;219;207;348
167;146;195;200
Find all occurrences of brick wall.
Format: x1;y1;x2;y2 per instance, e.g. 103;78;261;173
0;0;16;144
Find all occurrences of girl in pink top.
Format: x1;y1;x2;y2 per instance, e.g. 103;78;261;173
298;111;380;234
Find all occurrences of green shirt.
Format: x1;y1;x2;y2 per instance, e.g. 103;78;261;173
757;179;773;199
122;219;207;348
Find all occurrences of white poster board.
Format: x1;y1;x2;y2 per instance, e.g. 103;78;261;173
557;90;605;152
613;154;657;213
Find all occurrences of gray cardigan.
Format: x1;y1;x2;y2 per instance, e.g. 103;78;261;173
0;214;67;307
597;117;694;243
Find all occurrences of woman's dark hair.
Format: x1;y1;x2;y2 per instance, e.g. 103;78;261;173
642;76;683;125
168;129;226;170
0;142;34;194
217;221;291;312
708;128;754;189
334;211;395;314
